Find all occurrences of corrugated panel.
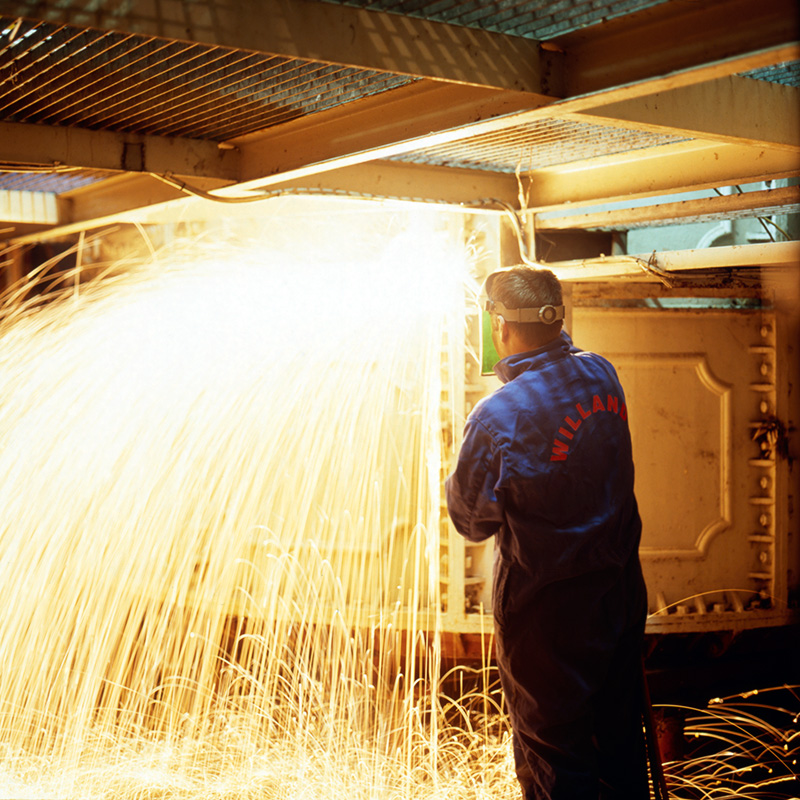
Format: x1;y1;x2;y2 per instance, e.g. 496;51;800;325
0;169;110;193
320;0;672;39
0;17;414;142
392;117;686;173
0;185;59;222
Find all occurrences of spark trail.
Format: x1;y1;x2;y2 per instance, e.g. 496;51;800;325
0;210;474;798
0;204;796;799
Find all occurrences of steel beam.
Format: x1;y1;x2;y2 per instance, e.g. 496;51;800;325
550;241;800;282
554;0;800;97
556;43;800;116
4;0;553;95
536;185;800;231
236;81;550;186
1;175;195;243
5;1;795;220
6;137;796;242
572;77;800;152
0;121;240;181
230;38;798;198
58;171;243;227
248;160;520;210
2;1;797;233
526;141;800;210
3;158;519;243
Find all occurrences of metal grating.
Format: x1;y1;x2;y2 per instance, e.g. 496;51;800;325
0;17;414;143
0;169;110;193
0;5;795;213
391;117;686;174
741;60;800;87
320;0;672;40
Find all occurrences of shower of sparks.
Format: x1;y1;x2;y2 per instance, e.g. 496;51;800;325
0;209;490;798
0;203;797;799
663;685;800;800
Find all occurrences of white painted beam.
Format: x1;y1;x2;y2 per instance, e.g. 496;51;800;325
0;171;237;241
57;172;213;227
2;158;519;243
4;137;797;242
242;160;520;209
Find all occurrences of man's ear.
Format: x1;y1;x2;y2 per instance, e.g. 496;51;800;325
496;314;509;341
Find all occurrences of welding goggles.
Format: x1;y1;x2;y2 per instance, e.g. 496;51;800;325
479;295;565;375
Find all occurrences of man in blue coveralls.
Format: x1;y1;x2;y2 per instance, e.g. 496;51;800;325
446;267;649;800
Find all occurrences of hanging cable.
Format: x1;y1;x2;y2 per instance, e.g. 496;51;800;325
463;198;543;267
150;172;274;204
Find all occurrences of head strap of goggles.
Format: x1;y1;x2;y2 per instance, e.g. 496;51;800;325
484;298;565;325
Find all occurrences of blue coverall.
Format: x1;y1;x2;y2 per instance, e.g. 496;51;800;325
446;331;649;800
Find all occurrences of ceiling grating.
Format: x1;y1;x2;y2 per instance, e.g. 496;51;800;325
0;168;112;193
0;0;797;237
0;17;414;142
390;117;686;174
742;59;800;87
320;0;672;40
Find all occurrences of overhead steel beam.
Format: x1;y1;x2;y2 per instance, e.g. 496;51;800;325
229;39;798;199
8;0;794;100
4;0;554;95
0;121;241;181
572;77;800;152
536;185;800;231
235;81;550;186
550;241;800;282
56;172;236;227
249;160;520;209
7;2;792;216
3;1;797;233
558;43;800;114
3;157;520;244
526;141;800;209
554;0;800;97
0;219;62;240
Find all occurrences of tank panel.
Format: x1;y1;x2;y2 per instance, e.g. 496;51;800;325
570;306;789;631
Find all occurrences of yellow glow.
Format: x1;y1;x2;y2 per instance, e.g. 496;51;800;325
0;206;481;794
0;200;796;798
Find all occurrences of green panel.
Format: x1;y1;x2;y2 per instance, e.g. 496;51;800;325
480;309;500;376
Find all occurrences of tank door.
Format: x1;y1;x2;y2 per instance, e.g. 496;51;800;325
572;303;792;633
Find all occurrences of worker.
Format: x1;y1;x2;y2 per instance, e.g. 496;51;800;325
445;267;649;800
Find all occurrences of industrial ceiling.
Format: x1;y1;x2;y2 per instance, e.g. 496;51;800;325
0;0;798;268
